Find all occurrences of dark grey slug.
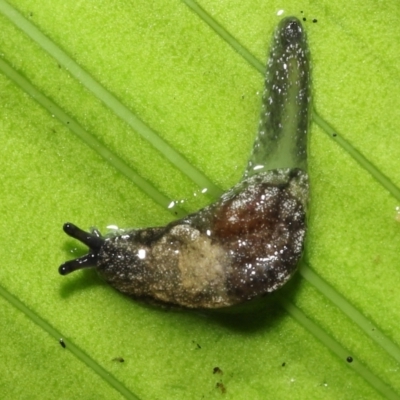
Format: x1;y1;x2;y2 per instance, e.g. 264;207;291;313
59;17;311;309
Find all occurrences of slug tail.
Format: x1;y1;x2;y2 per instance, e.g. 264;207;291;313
245;16;311;177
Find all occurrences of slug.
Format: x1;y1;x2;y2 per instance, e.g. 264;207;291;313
59;16;311;309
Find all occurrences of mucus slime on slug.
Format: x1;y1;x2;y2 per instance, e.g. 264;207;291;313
59;17;311;309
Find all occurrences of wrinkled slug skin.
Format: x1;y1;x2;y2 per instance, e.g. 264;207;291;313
59;17;311;309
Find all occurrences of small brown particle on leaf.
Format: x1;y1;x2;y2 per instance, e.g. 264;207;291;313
213;367;223;375
192;340;201;349
216;382;226;394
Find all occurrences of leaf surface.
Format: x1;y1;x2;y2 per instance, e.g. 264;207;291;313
0;1;399;399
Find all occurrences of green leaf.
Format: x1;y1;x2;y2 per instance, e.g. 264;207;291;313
1;0;399;399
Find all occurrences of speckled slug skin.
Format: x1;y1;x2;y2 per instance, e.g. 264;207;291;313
246;16;311;176
59;17;311;309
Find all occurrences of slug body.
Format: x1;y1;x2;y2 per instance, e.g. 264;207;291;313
59;17;311;309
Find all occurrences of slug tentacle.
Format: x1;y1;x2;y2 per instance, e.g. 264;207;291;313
59;223;104;275
58;17;311;309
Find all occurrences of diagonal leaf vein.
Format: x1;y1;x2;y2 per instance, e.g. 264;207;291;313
279;294;400;400
183;0;400;201
0;56;187;218
0;0;223;199
0;282;141;400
